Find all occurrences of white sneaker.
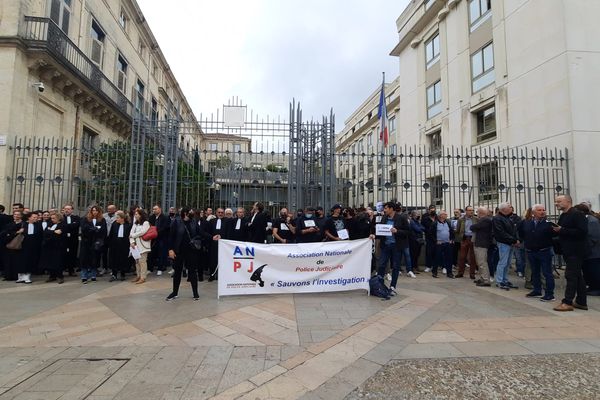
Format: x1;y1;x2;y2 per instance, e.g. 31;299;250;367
24;274;32;284
16;273;24;283
517;272;524;278
442;268;447;275
390;286;397;295
385;273;392;281
408;271;416;278
156;270;163;276
167;269;174;275
424;268;431;273
489;277;495;282
398;271;403;277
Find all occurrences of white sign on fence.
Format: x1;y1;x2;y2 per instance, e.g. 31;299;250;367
217;239;372;297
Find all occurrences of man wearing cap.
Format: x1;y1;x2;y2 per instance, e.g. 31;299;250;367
314;206;327;242
297;207;322;243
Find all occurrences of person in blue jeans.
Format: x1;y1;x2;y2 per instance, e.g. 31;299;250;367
518;204;555;301
376;202;412;294
426;210;455;278
492;203;519;290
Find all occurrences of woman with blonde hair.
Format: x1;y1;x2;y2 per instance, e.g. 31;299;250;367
129;208;151;284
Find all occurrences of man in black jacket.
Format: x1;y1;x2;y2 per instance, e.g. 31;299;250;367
0;205;12;275
493;202;519;290
227;207;249;241
62;204;81;276
553;195;589;311
421;205;438;273
149;205;171;276
375;202;412;293
518;204;556;301
247;202;268;244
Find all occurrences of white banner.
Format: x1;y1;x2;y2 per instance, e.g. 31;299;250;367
217;239;372;297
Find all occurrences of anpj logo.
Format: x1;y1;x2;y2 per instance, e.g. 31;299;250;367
232;245;255;273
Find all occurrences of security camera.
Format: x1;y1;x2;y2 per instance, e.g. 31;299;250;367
32;82;45;93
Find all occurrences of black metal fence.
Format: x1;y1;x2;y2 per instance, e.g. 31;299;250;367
7;133;569;219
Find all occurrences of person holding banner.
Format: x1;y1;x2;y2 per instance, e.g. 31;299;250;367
227;207;249;242
247;202;268;244
208;208;228;281
167;207;212;301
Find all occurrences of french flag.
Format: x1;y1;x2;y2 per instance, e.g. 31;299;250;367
377;75;388;148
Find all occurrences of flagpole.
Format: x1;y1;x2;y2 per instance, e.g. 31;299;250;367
382;72;387;203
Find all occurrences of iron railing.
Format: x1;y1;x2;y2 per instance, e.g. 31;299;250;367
20;16;132;118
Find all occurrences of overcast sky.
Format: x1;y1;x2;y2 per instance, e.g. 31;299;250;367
137;0;411;131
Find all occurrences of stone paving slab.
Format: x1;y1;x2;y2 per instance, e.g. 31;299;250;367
0;271;599;399
346;353;600;400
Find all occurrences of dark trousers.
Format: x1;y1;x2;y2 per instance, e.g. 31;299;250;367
583;258;600;292
172;247;199;297
149;238;169;272
425;240;436;268
488;244;499;278
562;256;587;306
101;246;109;271
409;238;422;271
64;239;78;274
434;242;453;276
209;241;219;278
528;248;554;297
378;242;401;288
457;237;477;277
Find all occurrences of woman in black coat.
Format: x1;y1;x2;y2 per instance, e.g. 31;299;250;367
42;212;67;283
80;206;107;283
166;207;211;301
108;211;132;282
1;211;24;281
19;212;43;284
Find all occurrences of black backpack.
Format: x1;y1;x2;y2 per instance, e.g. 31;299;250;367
369;275;392;300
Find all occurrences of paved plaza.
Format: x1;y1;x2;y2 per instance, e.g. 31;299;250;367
0;272;599;399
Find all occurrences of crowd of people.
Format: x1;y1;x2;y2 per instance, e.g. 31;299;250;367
0;195;598;310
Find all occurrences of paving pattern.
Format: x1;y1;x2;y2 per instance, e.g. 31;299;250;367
0;270;598;399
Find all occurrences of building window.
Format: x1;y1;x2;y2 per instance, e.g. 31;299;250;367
139;39;147;63
426;80;442;119
358;139;364;154
119;9;129;31
89;20;105;66
116;54;128;93
81;127;97;151
134;79;145;114
429;175;443;206
469;0;492;31
476;105;496;142
390;144;397;157
425;32;440;69
367;132;373;150
471;42;495;92
477;162;499;201
233;143;241;153
49;0;71;34
389;116;396;134
151;97;159;125
209;143;218;151
429;130;442;155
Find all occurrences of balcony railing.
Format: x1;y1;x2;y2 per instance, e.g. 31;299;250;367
20;16;132;119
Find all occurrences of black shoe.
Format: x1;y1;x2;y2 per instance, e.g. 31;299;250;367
58;278;64;284
474;278;483;285
447;274;455;279
432;273;438;278
496;283;509;290
109;275;117;282
476;281;491;287
540;295;555;302
526;291;542;298
82;279;88;284
573;302;588;310
91;278;97;282
182;269;188;278
505;281;518;289
193;295;200;301
166;293;178;301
